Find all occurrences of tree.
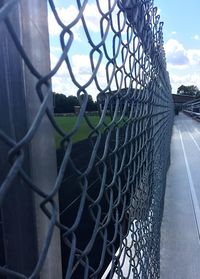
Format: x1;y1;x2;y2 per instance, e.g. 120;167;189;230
53;93;98;113
53;93;79;113
86;95;98;111
79;94;98;111
66;96;79;113
177;85;200;97
53;93;68;113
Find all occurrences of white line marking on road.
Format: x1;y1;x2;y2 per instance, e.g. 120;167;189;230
194;127;200;136
183;124;200;153
179;127;200;242
188;130;200;152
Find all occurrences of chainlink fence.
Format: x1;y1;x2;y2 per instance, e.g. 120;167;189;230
0;0;173;278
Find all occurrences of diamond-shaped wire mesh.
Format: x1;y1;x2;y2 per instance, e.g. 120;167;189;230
0;0;173;278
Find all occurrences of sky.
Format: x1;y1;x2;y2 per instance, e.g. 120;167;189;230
155;0;200;93
48;0;200;96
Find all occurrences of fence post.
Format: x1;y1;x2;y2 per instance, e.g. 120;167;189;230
0;0;62;278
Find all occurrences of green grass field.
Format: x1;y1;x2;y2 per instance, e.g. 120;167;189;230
55;115;106;146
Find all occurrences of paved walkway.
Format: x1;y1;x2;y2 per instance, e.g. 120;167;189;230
161;113;200;279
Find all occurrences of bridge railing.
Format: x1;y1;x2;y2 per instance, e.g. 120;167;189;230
183;99;200;119
0;0;173;278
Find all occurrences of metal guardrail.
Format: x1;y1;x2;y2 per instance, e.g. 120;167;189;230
183;98;200;120
0;0;173;278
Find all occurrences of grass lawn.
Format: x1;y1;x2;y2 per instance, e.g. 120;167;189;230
55;115;108;146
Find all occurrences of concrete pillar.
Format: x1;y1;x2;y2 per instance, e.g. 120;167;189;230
0;1;62;278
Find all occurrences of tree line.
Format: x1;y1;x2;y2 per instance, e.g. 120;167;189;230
177;85;200;97
53;93;98;113
54;85;200;114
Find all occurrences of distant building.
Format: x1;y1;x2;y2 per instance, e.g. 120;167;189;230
172;94;196;111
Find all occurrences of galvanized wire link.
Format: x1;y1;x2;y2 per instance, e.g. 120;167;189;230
0;0;173;278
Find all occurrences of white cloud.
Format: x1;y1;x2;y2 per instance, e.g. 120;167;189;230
170;72;200;93
48;1;123;40
48;3;104;37
48;5;81;39
50;4;200;97
192;34;200;41
50;52;107;98
165;39;200;67
165;39;189;67
164;39;200;92
187;49;200;65
83;3;101;33
48;2;130;98
157;8;161;15
171;31;177;35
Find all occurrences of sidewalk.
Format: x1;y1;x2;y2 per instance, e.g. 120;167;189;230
160;113;200;278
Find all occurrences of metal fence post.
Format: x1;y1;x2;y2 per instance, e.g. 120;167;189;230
0;0;62;278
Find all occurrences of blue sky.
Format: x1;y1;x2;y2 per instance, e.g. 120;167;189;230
48;0;200;96
155;0;200;48
154;0;200;93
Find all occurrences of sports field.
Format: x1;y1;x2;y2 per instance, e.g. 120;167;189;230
55;115;107;146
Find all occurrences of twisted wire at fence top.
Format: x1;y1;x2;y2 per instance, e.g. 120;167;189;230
0;0;173;278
